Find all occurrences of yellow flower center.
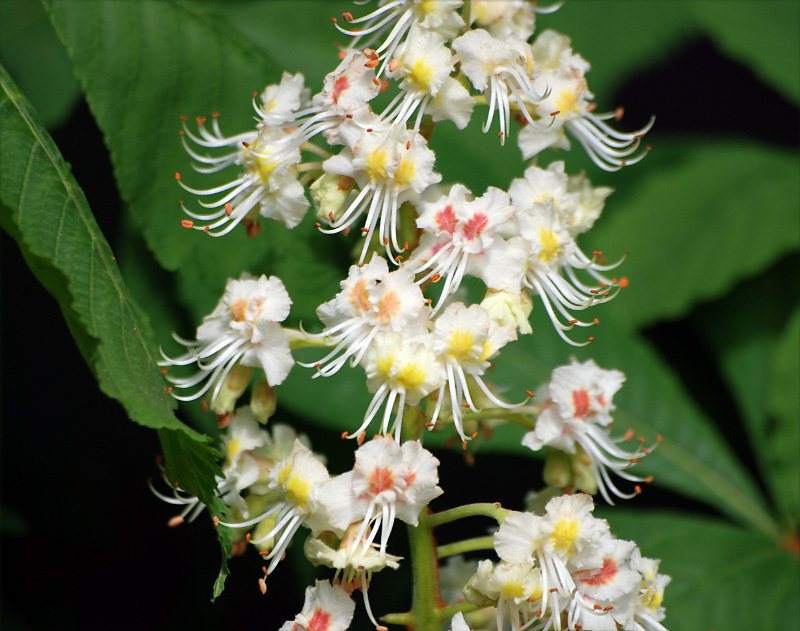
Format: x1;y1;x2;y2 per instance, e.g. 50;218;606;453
279;462;312;510
394;156;416;189
366;148;390;182
397;362;427;390
407;59;434;91
500;580;525;599
538;227;560;263
554;89;580;115
447;329;475;360
550;517;580;555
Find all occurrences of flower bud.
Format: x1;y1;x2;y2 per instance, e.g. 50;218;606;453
543;448;571;488
210;364;254;415
569;445;598;495
310;173;354;224
480;289;533;335
250;376;277;424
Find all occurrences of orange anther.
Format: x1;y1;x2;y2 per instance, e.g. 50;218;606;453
196;116;206;126
160;369;168;375
619;277;629;288
588;336;595;342
166;386;173;394
656;434;663;442
526;390;535;397
645;476;654;483
245;532;251;542
638;436;646;443
431;273;441;283
242;141;250;147
168;516;185;528
258;578;267;594
471;432;478;439
550;110;560;117
634;485;642;494
406;140;411;150
383;238;389;245
212;112;220;118
624;429;634;441
462;440;467;450
365;58;379;68
379;79;389;93
225;203;233;216
341;431;348;439
338;49;347;61
213;516;220;526
175;172;181;180
342;11;353;21
179;115;188;121
389;58;400;72
357;432;366;445
315;222;322;228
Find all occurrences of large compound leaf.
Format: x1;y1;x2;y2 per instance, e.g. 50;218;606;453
492;308;779;540
0;62;230;599
44;0;281;286
599;509;800;631
0;62;193;438
0;0;80;128
694;263;800;522
689;1;800;104
583;141;800;329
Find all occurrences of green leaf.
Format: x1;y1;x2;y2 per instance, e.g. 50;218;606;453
598;509;800;631
0;60;232;597
0;0;80;128
0;61;199;439
491;309;779;539
583;141;800;328
43;0;282;283
158;428;232;601
768;305;800;519
689;1;800;104
542;1;698;95
694;260;800;522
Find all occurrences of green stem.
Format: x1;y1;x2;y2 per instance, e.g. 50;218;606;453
424;502;509;528
438;536;495;558
405;517;442;631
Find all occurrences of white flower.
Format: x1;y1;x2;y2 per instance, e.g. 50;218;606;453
358;331;445;439
383;27;456;128
519;29;654;171
449;611;473;631
452;29;544;144
522;359;654;504
506;163;626;345
408;184;522;308
278;580;355;631
321;438;442;559
335;0;464;74
320;125;441;261
177;73;311;235
304;254;429;378
429;302;518;441
160;274;294;401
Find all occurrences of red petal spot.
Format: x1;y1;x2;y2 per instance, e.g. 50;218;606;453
461;212;489;242
332;75;350;105
368;467;395;496
307;609;332;630
572;388;590;418
579;558;619;586
434;204;457;234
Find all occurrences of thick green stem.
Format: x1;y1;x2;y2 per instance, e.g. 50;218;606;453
405;517;442;631
395;406;441;630
438;535;495;558
424;502;510;528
